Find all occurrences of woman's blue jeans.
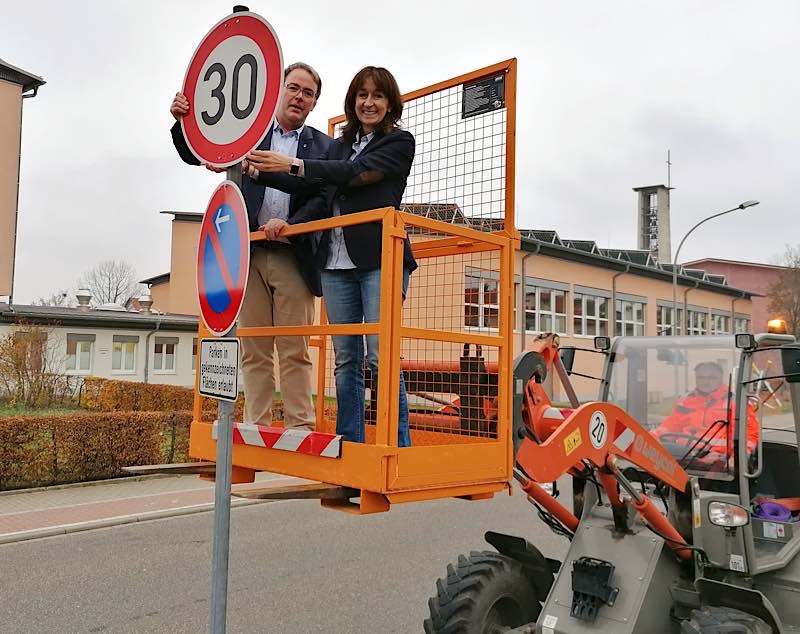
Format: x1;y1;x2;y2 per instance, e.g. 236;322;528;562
320;268;411;447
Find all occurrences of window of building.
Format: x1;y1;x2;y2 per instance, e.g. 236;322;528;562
192;337;198;371
656;305;683;336
13;331;47;373
66;334;95;373
615;299;646;336
687;310;708;336
112;335;138;373
735;317;751;334
573;293;609;336
154;337;178;373
524;285;567;334
711;314;731;335
465;272;497;329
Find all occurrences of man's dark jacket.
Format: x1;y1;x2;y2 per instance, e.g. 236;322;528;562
170;121;331;296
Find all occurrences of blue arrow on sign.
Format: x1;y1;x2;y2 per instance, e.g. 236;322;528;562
202;203;243;313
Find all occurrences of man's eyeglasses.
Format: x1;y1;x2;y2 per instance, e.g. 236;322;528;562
285;83;316;101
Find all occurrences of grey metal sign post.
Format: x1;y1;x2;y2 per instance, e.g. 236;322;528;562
209;165;243;634
181;5;282;631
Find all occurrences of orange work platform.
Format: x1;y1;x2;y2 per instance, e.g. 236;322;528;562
189;60;519;513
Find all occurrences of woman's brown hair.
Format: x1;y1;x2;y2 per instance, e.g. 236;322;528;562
341;66;403;143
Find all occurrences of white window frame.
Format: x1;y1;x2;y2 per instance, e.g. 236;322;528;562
687;309;708;336
524;285;567;335
656;305;683;336
573;293;609;337
153;337;178;374
711;314;731;335
735;317;751;334
112;340;137;374
65;335;93;374
615;299;646;336
464;272;500;330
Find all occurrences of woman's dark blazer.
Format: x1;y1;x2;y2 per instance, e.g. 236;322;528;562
273;128;417;273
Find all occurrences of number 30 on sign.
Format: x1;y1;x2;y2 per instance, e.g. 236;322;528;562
181;11;283;167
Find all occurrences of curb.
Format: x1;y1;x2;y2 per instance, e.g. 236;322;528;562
0;497;264;545
0;474;170;498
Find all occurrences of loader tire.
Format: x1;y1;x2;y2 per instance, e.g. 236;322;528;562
681;606;773;634
423;551;540;634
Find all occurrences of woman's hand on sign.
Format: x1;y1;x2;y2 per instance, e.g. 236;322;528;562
246;150;293;173
241;159;259;179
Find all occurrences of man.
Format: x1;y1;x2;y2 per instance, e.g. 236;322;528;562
170;62;331;430
654;361;759;455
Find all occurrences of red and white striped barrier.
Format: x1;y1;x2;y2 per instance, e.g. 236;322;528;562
613;423;635;454
212;422;342;458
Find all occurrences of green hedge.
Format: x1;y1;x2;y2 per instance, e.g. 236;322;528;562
82;376;245;419
0;411;192;491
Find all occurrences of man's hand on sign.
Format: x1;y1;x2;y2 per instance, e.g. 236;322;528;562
170;92;190;120
246;150;294;173
260;218;288;241
203;163;226;174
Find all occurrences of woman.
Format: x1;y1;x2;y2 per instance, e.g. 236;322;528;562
245;66;415;447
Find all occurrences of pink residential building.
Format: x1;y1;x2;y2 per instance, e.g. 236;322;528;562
682;258;784;333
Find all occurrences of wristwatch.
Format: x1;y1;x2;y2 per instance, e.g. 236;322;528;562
289;158;301;176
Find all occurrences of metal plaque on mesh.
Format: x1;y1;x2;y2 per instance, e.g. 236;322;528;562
462;74;505;119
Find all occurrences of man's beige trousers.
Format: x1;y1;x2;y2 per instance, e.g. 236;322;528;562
239;246;315;429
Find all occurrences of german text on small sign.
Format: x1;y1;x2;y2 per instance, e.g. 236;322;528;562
199;338;239;401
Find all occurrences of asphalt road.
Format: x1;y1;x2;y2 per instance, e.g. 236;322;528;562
0;491;568;633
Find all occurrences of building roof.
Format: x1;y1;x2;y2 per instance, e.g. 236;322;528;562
520;230;563;245
141;272;170;286
396;202;755;299
562;240;601;255
605;249;657;267
519;237;753;299
0;58;45;93
682;257;786;271
400;203;468;225
0;303;197;331
160;210;203;223
684;269;707;281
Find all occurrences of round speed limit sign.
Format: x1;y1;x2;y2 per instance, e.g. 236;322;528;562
181;12;283;167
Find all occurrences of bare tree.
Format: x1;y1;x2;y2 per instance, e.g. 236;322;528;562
767;245;800;335
77;260;142;306
32;289;74;307
0;323;76;406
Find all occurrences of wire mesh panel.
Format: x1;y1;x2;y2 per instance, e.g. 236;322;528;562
310;333;501;443
330;59;516;234
402;94;506;233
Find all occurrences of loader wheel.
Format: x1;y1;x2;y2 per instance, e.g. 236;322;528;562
681;606;773;634
424;551;540;634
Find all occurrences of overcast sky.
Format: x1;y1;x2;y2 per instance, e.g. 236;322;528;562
3;1;798;303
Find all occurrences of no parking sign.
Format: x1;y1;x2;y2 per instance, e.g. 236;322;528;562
181;11;283;167
196;181;250;336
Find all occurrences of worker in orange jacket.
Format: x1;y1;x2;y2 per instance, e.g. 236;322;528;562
654;361;759;455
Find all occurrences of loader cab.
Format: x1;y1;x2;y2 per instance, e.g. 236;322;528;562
601;335;800;479
600;335;743;481
601;334;800;583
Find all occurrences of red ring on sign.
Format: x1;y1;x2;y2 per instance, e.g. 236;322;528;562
196;181;250;336
182;13;282;167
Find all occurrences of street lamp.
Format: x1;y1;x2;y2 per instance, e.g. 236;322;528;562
671;200;760;335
